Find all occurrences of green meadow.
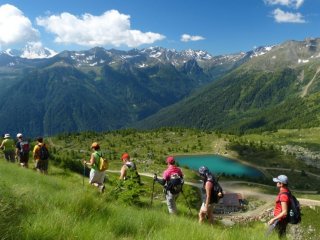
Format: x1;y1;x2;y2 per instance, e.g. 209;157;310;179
1;128;320;239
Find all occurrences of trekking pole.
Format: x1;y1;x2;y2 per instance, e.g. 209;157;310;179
181;191;192;215
265;219;278;237
80;150;86;187
150;173;156;206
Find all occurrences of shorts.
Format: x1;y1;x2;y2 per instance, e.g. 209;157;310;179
89;169;105;185
36;159;48;171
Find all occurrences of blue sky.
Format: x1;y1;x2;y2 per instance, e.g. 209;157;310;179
0;0;319;55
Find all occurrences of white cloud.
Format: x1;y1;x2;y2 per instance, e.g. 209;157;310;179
36;10;165;48
272;8;305;23
181;34;205;42
264;0;304;9
0;4;39;46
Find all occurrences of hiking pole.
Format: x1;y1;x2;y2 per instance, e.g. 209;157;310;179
181;191;192;215
265;219;278;237
80;150;86;188
150;173;156;206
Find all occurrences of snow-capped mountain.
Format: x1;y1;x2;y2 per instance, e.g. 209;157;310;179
3;42;57;59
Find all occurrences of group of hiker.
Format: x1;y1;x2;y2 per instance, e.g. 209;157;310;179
83;141;300;238
0;133;49;174
1;136;299;238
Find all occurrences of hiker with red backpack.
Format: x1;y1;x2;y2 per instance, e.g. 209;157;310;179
15;133;30;168
154;156;184;214
0;134;15;162
83;142;106;193
32;137;49;174
198;166;223;224
268;175;291;238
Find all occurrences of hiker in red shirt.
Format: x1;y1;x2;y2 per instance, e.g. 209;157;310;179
268;175;290;238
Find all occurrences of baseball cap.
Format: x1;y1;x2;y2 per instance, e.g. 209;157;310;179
121;153;130;160
166;156;175;164
273;175;288;184
91;142;99;148
17;133;23;138
4;133;10;138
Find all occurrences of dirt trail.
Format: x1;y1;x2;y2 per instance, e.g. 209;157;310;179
107;170;320;217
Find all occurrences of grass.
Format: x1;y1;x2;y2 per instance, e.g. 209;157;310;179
1;159;320;239
0;160;283;240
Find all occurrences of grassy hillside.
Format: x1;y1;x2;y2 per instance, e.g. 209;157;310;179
2;159;317;240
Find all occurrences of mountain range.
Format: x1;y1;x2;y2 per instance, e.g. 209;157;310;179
0;38;319;136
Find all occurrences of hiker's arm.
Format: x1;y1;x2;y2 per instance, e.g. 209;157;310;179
119;165;126;179
84;153;95;166
204;181;212;210
268;201;288;225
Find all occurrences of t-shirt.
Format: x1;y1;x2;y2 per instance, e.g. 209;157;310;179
274;187;290;220
1;138;15;151
163;165;183;181
33;143;48;161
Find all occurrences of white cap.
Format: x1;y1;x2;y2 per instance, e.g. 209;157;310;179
4;133;10;138
273;175;288;184
16;133;23;138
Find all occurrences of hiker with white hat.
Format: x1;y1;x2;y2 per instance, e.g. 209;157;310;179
0;134;16;162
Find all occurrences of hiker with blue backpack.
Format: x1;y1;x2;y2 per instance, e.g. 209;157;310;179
154;156;184;214
32;137;49;174
83;142;106;193
198;166;223;224
15;133;30;168
267;175;300;238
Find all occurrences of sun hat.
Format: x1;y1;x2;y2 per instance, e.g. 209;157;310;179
121;153;130;160
166;156;175;164
273;175;288;184
16;133;23;138
4;133;10;138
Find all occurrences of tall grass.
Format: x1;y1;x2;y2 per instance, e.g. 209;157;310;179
0;160;312;240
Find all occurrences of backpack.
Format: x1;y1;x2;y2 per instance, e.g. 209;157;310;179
166;173;184;194
39;145;49;160
207;176;224;204
20;141;30;154
97;153;108;171
281;192;301;224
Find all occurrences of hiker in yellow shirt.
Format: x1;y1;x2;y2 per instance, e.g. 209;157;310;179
0;134;15;162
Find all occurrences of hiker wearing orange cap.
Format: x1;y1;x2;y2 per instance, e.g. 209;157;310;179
119;153;141;184
154;156;184;214
83;142;106;193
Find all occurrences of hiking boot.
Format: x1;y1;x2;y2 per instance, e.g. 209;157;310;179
99;185;105;193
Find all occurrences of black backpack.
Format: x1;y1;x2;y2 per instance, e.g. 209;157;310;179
166;173;184;194
208;176;224;204
39;145;49;160
281;192;301;224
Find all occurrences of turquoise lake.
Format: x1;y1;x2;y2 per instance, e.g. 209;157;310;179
175;154;263;178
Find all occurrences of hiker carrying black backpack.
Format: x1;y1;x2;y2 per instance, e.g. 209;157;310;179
198;166;224;224
154;156;184;214
33;137;49;174
268;175;301;238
